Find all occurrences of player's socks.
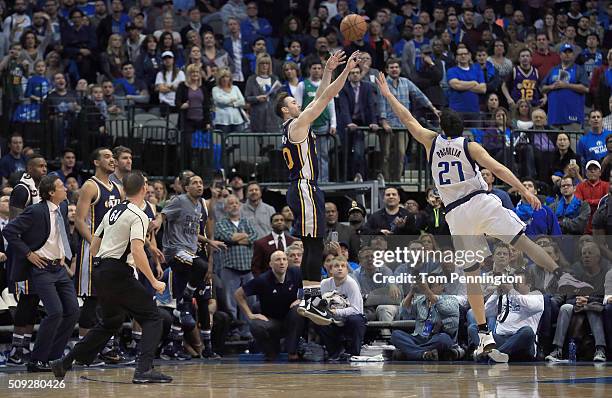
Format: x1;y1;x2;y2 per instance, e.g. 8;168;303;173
477;324;489;333
181;284;197;302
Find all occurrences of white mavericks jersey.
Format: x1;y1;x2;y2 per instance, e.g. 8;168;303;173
429;135;488;208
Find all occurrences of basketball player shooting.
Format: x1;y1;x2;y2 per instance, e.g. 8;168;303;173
375;72;584;363
276;50;363;285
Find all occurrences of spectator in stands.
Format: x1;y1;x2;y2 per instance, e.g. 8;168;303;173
0;134;26;179
472;47;502;107
240;2;272;53
245;53;281;134
235;250;304;361
604;96;612;132
223;17;248;87
3;0;30;45
316;255;366;361
367;20;392;71
44;50;65;83
338;65;379;179
423;187;450;236
101;80;124;117
157;31;184;68
125;23;145;64
96;0;130;52
478;6;504;39
575;160;609;234
216;194;257;341
541;44;589;131
347;201;366;235
546;242;607;362
179;8;208;46
202;31;233;73
484;272;544;362
550;176;590;235
51;148;82;186
577;110;612;167
503;48;545;109
554;25;582;55
551;132;580;185
324;202;358;261
379;58;439;181
0;43;26;121
391;272;460;361
488;39;513;81
113;62;150;105
155;51;185;112
19;30;45;76
599;136;612;182
175;64;212;170
303;36;331;75
212;68;245;134
514;178;561;237
595;51;612;117
280;61;303;104
447;47;486;120
577;33;603;81
100;33;128;80
61;9;97;83
251;213;296;277
365;187;415;235
410;44;445;109
527;108;557;182
480;168;514;210
286;241;303;268
134;35;161;95
240;181;275;240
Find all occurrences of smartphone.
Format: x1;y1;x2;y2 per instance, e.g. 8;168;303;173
569;159;576;165
331;231;338;242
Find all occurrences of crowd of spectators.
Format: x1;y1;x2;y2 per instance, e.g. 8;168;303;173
0;0;611;367
0;0;610;183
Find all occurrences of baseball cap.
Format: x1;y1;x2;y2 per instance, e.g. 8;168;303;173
560;43;574;52
586;160;601;170
161;51;174;58
348;200;366;216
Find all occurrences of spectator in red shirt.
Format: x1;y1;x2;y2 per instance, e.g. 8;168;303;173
532;32;560;78
575;160;610;234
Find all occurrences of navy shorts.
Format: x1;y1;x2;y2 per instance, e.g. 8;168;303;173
287;179;325;238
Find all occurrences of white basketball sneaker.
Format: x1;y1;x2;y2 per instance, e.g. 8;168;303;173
474;332;497;360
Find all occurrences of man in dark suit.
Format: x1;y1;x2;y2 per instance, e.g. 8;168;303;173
251;213;296;277
3;175;79;372
338;66;380;179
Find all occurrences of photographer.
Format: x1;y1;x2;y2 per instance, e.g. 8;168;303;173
390;270;459;361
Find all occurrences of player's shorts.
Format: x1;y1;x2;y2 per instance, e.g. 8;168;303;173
75;238;95;296
287;179;325;238
446;192;525;265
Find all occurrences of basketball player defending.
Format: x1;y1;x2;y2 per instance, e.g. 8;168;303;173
275;50;362;285
376;72;581;363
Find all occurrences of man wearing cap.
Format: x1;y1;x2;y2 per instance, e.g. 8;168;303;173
576;160;610;234
347;201;367;235
541;43;589;131
577;110;612;167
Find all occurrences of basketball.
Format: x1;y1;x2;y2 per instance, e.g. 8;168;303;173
340;14;368;42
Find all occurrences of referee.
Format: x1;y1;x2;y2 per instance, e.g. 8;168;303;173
50;171;172;384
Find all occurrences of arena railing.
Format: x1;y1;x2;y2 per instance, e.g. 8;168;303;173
219;131;341;183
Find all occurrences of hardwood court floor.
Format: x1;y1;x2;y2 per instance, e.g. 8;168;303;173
1;361;611;398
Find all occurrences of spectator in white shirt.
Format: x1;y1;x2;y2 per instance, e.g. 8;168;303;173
155;51;185;111
212;68;246;134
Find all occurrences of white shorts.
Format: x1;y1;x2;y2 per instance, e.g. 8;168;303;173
446;193;525;264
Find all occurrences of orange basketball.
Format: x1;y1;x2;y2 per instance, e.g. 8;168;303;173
340;14;368;42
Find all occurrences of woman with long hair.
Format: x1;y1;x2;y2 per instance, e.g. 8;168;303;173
157;31;184;68
212;67;245;134
175;63;212;170
512;99;534;130
280;61;303;101
244;53;281;133
155;51;185;112
276;16;304;57
135;35;161;96
543;13;560;45
19;30;45;75
488;39;513;81
100;33;129;80
486;93;500;115
201;31;233;72
44;50;65;82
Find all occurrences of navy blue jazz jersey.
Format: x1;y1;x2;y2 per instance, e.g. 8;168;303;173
76;177;122;296
282;118;325;238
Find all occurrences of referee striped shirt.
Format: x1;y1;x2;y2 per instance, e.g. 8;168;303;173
94;201;149;265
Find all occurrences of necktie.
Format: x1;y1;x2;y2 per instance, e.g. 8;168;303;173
277;235;285;252
55;209;73;260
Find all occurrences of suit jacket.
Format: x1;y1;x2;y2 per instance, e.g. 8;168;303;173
3;201;70;283
338;80;379;134
251;232;296;277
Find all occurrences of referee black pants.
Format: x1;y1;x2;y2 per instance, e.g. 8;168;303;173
69;259;161;372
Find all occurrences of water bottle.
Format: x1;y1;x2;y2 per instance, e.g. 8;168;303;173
568;339;577;363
